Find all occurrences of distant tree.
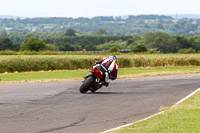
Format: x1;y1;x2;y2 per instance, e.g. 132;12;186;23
127;38;134;45
84;43;96;51
115;32;122;35
131;44;147;53
65;29;76;36
96;28;108;35
176;36;192;49
145;32;177;53
59;44;74;51
178;48;196;53
127;35;142;45
157;24;164;29
12;42;21;51
1;16;200;35
0;38;13;51
97;40;127;51
20;37;46;51
194;37;200;51
72;44;82;51
45;44;59;51
79;39;93;48
153;36;177;53
109;46;119;52
0;30;8;38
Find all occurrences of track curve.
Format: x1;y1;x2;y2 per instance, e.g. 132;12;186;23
0;73;200;133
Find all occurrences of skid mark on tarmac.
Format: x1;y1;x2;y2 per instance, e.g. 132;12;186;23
36;116;87;133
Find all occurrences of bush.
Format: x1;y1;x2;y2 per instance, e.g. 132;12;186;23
0;56;98;73
109;46;119;52
144;49;159;54
118;58;132;68
20;37;46;51
178;48;196;53
132;44;147;53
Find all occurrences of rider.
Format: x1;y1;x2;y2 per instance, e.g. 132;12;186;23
95;55;118;83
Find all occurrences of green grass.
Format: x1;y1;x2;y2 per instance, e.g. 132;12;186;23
119;66;200;75
0;70;88;82
110;90;200;133
0;66;200;82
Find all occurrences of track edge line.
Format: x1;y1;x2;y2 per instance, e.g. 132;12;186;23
101;88;200;133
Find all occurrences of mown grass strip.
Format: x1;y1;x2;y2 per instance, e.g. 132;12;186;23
0;70;87;82
109;90;200;133
0;66;200;83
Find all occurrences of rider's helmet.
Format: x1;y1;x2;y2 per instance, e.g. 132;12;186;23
109;54;117;62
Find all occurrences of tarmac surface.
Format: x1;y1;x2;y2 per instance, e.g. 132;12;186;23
0;73;200;133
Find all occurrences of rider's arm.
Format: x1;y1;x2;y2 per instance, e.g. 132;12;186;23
95;59;103;65
95;57;107;65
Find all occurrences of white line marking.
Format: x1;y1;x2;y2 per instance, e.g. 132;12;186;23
176;88;200;105
101;88;200;133
101;111;163;133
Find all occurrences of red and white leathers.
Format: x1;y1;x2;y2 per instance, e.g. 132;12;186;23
95;57;118;80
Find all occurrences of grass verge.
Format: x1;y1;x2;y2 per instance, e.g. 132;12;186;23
109;90;200;133
0;66;200;83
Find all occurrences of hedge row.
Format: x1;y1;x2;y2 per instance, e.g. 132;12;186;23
0;55;200;73
0;51;117;55
0;56;98;73
133;57;200;67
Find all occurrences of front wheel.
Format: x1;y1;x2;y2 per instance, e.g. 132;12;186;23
79;76;95;93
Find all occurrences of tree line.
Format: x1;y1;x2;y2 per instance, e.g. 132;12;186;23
0;29;200;53
1;15;200;35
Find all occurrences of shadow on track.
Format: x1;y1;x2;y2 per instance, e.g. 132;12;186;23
89;92;136;95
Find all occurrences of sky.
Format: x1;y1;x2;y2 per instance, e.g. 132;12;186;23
0;0;199;18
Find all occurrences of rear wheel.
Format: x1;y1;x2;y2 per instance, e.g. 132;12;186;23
79;76;95;93
90;88;97;93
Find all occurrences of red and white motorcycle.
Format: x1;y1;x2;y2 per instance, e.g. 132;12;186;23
79;64;110;93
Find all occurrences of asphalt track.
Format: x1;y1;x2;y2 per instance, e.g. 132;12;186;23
0;73;200;133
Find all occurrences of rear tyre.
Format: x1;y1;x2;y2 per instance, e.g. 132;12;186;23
91;89;97;93
79;76;95;93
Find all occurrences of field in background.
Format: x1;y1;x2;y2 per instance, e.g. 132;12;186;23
1;54;200;73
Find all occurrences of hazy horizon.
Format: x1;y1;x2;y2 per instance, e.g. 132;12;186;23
1;14;200;20
0;0;199;18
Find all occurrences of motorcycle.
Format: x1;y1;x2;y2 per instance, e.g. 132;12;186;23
79;64;110;93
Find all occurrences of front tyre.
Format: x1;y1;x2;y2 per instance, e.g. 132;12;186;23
79;76;95;93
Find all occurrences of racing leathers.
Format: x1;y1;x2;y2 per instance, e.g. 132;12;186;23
95;57;118;80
